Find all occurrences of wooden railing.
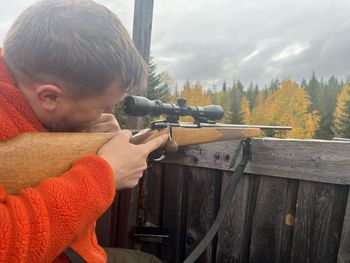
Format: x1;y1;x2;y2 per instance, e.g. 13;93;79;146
129;138;350;263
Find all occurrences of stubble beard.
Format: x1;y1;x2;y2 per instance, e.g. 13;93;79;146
44;117;87;132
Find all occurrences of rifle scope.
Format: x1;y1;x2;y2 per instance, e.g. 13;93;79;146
123;95;224;121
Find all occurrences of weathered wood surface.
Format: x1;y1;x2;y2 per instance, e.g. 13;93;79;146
160;165;187;262
162;138;350;185
291;182;348;263
128;137;350;263
139;163;164;255
338;188;350;263
216;172;260;263
249;176;294;263
184;167;221;262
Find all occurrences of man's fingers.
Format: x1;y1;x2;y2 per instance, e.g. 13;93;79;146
143;134;169;154
119;129;133;138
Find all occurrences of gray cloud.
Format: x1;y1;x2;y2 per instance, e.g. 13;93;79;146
0;0;349;89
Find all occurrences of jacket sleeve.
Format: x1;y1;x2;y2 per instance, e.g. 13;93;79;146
0;154;115;262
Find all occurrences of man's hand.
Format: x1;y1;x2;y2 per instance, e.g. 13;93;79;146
97;130;168;189
83;113;120;133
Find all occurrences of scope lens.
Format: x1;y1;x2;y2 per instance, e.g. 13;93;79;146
123;96;136;114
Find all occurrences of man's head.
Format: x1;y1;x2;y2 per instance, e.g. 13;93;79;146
3;0;146;131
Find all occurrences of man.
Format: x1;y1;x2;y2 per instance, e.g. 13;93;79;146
0;0;166;262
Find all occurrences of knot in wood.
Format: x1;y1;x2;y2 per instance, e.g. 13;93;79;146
313;157;321;168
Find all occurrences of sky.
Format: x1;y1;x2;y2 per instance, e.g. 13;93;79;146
0;0;350;90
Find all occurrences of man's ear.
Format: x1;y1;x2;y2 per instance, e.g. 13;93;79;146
35;84;65;112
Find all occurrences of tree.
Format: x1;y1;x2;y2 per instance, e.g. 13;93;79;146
241;96;251;124
305;71;321;112
178;82;212;122
213;88;232;123
250;90;270;126
332;84;350;138
115;59;171;127
246;81;258;111
250;80;319;138
232;80;244;93
147;59;171;102
300;78;308;89
316;76;342;139
269;78;280;91
222;80;227;92
229;85;243;124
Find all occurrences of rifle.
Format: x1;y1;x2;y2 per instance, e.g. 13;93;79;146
0;96;291;194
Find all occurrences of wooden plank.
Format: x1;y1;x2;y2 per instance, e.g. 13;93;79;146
246;138;350;185
109;195;120;246
291;182;348;263
249;176;297;263
280;180;299;263
162;140;242;171
139;163;164;256
132;0;154;65
161;164;186;263
95;207;112;246
184;167;222;262
162;138;350;185
338;187;350;263
113;187;140;248
216;172;261;263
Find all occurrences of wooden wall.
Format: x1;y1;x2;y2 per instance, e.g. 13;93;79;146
133;138;350;263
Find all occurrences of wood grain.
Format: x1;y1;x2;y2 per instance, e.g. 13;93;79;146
160;164;187;263
249;176;290;263
162;138;350;185
1;128;259;194
337;187;350;263
139;163;164;256
216;173;260;263
291;182;348;263
184;167;221;262
0;132;114;194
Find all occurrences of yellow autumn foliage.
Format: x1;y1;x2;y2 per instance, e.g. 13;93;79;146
250;80;319;139
332;84;350;138
177;82;212;122
240;96;251;124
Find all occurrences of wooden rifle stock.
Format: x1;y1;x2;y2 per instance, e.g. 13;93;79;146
0;127;260;194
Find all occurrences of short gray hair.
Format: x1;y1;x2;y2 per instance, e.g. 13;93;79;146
4;0;146;98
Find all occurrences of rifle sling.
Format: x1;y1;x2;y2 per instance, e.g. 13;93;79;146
183;139;251;263
63;247;87;263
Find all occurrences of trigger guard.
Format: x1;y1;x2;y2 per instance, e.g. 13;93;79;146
152;151;167;162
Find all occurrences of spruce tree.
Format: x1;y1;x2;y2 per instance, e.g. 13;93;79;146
306;71;321;112
229;83;243;124
316;76;342;139
115;59;170;127
146;59;171;102
246;81;258;111
269;78;280;91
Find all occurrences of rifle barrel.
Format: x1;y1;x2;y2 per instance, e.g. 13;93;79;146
171;122;292;130
208;123;292;130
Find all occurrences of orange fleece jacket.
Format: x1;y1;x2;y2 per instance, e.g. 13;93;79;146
0;54;116;262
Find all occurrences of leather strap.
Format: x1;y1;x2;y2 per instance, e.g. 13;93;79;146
183;139;251;263
63;247;88;263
